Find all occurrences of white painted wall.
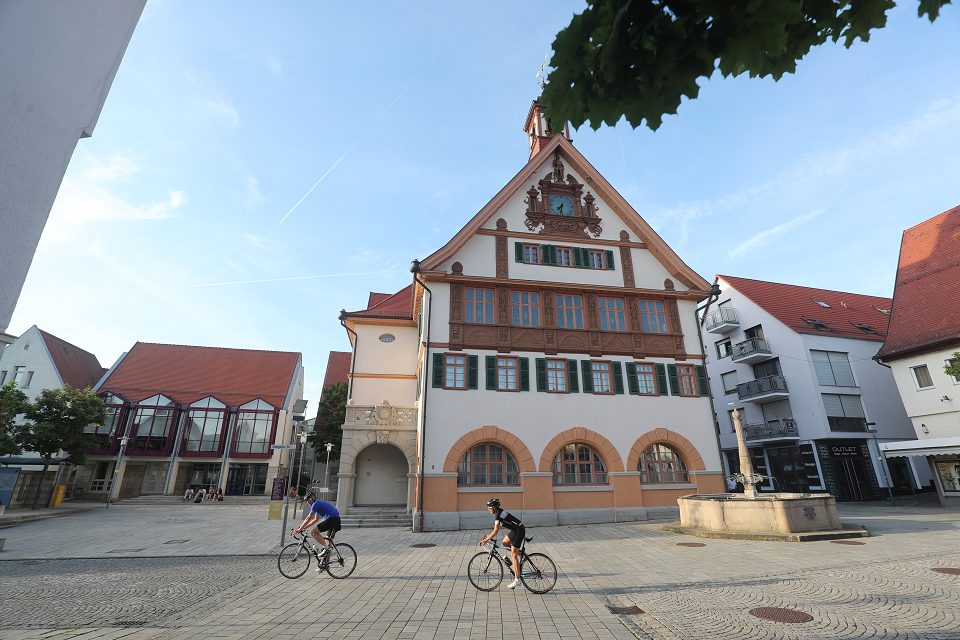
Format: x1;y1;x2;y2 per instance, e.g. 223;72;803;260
0;326;63;405
0;0;146;331
887;349;960;439
350;323;419;407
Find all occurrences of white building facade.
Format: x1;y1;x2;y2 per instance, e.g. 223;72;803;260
876;205;960;506
0;1;146;332
701;276;923;501
337;104;724;531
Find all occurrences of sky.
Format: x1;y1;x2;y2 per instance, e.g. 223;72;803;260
9;0;960;411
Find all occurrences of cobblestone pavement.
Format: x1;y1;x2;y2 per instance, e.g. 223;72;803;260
1;500;959;639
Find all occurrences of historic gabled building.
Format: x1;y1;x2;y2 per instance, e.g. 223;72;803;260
876;205;960;506
336;103;723;531
75;342;304;500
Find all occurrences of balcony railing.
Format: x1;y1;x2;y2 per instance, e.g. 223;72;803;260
736;375;789;402
744;419;799;441
731;338;772;364
704;308;740;333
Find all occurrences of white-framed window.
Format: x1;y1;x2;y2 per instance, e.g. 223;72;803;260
0;371;6;385
910;364;935;390
379;334;395;343
716;339;732;359
946;357;960;385
11;366;25;386
23;371;34;388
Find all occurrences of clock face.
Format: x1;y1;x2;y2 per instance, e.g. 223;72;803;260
550;195;575;217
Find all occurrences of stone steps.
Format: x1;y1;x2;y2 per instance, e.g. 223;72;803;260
340;506;409;529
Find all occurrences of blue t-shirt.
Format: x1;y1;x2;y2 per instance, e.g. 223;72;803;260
310;499;340;521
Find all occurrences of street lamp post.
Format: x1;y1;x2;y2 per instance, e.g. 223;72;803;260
105;436;129;509
293;428;308;519
867;423;896;506
323;442;333;503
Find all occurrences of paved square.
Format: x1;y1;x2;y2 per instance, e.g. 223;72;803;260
1;499;959;639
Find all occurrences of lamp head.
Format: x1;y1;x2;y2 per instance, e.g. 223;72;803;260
410;259;422;274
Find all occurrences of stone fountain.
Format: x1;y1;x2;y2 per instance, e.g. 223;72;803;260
664;406;867;542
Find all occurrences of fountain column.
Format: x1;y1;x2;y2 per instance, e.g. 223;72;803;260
730;406;758;498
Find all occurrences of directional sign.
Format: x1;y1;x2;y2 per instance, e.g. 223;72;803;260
271;444;296;450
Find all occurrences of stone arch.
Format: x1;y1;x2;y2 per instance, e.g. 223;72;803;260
443;426;536;474
627;428;706;472
339;429;417;476
538;427;625;473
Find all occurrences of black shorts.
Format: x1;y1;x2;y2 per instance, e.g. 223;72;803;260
505;525;525;548
316;516;342;534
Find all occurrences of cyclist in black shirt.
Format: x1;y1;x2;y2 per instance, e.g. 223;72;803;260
480;497;525;589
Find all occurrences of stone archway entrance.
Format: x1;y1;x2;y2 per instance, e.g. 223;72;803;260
354;444;409;506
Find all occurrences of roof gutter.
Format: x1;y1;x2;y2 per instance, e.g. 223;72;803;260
410;259;432;534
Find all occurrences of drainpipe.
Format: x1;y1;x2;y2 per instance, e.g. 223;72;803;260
696;281;727;482
410;259;432;534
339;310;359;401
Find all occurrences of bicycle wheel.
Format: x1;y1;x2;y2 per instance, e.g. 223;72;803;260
325;542;357;579
278;542;311;579
520;552;557;594
467;552;503;591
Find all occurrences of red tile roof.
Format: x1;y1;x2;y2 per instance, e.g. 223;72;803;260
348;284;413;318
718;275;892;342
38;329;104;390
99;342;301;408
877;205;960;359
322;351;351;390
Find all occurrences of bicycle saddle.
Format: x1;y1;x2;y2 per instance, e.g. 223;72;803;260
525;535;533;542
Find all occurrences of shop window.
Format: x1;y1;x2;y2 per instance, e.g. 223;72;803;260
181;397;228;454
233;399;277;456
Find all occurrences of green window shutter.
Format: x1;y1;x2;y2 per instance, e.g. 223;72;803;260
696;365;709;396
667;363;681;396
625;362;639;395
467;355;479;389
572;246;582;268
417;311;422;337
567;359;579;393
543;245;556;265
581;248;591;266
519;358;530;391
605;249;615;270
581;360;594;394
551;244;559;265
515;242;524;262
432;353;444;388
416;373;421;398
535;358;547;392
486;356;497;390
612;362;625;394
655;363;668;396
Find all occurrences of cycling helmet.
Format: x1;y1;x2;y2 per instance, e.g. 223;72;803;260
304;492;316;501
486;498;500;509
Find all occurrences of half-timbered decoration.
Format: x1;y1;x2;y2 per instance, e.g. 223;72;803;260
336;101;723;530
73;342;304;500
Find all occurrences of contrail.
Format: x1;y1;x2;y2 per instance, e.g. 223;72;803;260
177;270;400;288
279;8;481;224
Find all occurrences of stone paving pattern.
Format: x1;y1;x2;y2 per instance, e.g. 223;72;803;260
1;499;959;639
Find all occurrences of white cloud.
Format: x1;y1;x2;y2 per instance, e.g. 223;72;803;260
246;175;265;206
195;98;241;128
728;209;824;259
44;153;184;243
266;57;284;77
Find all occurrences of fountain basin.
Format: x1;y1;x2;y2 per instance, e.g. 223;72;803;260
664;493;868;542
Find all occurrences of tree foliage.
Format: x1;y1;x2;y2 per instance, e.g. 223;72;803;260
541;0;951;131
18;386;106;509
309;381;347;462
0;382;29;457
945;352;960;379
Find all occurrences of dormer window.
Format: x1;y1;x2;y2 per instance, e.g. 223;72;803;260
802;318;833;332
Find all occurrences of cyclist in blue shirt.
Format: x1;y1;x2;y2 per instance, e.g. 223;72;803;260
480;498;525;589
292;493;341;560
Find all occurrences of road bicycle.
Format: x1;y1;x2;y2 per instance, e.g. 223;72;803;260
467;535;557;593
278;530;357;579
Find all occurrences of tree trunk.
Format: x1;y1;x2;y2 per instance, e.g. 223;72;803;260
31;458;51;510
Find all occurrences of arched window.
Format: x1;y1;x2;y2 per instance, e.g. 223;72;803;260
552;444;608;485
181;397;228;455
130;394;177;453
457;443;520;485
638;444;689;483
233;398;277;456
